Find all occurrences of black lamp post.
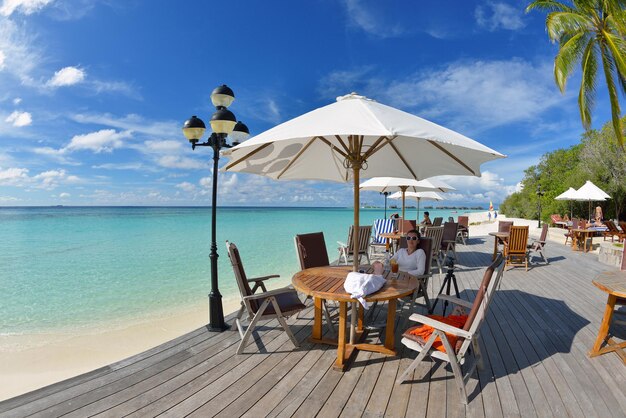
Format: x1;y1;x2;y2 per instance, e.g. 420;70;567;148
183;85;250;332
536;185;544;228
380;191;389;218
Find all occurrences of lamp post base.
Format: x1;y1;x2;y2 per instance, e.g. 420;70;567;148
208;293;230;332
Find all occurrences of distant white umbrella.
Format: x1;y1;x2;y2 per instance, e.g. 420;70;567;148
389;190;445;220
573;180;610;221
360;177;454;226
223;93;504;271
555;187;578;219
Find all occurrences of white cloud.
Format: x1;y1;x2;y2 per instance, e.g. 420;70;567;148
156;155;206;170
5;110;31;126
0;0;53;17
71;113;178;137
47;66;85;87
59;192;70;198
176;181;196;192
0;167;29;184
343;0;406;38
143;140;182;153
65;129;131;153
0;50;5;69
475;2;525;31
12;97;21;105
33;169;80;189
0;19;42;84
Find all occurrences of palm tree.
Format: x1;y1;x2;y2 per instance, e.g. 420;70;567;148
527;0;626;146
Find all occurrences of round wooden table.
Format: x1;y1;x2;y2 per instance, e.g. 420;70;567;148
570;228;595;252
589;270;626;364
292;265;418;370
488;231;509;261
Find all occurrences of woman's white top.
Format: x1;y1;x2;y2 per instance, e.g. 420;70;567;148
391;247;426;276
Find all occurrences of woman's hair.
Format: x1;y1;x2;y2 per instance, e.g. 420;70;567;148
406;229;420;238
424;211;430;217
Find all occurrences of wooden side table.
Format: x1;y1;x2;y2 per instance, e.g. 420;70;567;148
589;270;626;364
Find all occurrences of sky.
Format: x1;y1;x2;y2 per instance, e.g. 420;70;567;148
0;0;614;207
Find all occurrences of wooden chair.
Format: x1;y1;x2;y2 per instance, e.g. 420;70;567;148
440;222;458;260
370;218;397;256
496;220;513;253
457;215;469;244
423;225;444;277
337;225;372;265
404;237;434;314
604;220;626;242
397;254;506;404
226;241;306;354
564;218;579;245
528;223;549;264
432;217;443;226
503;225;529;270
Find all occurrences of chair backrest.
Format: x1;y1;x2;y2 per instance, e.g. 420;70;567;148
226;241;257;311
619;221;626;233
579;219;587;229
539;223;549;241
345;225;372;255
372;219;396;244
457;216;469;228
432;217;443;226
456;254;505;354
550;214;562;224
417;237;433;275
507;226;529;253
606;220;619;232
441;222;458;247
498;221;513;233
400;219;416;233
294;232;330;269
423;226;444;258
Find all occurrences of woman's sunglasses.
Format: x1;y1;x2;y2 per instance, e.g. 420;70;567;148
406;236;419;241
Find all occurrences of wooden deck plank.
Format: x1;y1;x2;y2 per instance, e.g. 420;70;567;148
1;234;626;418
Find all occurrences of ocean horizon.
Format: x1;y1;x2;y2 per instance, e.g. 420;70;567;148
0;206;484;343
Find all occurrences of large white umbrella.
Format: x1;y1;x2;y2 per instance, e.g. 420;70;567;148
555;187;578;219
360;177;454;226
223;93;504;271
573;180;610;221
389;190;445;221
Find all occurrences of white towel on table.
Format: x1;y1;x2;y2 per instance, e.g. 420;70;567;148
343;272;386;309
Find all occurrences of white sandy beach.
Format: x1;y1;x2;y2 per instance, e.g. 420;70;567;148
0;211;596;401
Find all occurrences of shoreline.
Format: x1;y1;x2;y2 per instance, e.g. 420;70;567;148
0;211;555;402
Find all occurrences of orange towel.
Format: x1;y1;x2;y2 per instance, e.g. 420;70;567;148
408;315;468;353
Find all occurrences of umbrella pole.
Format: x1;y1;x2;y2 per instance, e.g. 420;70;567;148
353;166;360;273
417;198;420;222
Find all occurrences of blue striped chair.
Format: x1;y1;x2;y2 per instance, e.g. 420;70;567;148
370;218;397;256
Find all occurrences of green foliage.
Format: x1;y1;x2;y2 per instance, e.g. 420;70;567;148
527;0;626;146
501;117;626;221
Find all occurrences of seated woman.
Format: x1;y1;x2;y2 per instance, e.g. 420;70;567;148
391;229;426;276
421;211;432;226
593;205;604;226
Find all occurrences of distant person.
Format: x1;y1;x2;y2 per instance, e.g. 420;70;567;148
594;206;604;226
494;211;498;219
421;211;432;225
564;213;570;222
488;212;492;222
391;229;425;276
390;213;400;219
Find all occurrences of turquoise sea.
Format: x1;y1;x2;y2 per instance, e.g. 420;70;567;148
0;206;480;337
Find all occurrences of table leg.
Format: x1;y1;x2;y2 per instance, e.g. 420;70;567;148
384;299;397;351
358;304;364;331
312;297;322;340
337;301;347;368
589;294;616;357
492;236;498;261
350;303;356;344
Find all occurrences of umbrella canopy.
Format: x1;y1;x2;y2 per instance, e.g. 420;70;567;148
360;177;454;225
389;191;445;221
572;181;610;221
223;93;504;271
555;187;578;219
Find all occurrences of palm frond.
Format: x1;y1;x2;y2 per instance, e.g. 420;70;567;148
546;12;592;41
579;40;598;129
526;0;572;14
599;45;625;146
606;6;626;35
555;32;588;91
602;30;626;85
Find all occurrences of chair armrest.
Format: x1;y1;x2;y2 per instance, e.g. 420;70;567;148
247;274;280;283
337;241;347;248
407;313;472;339
436;294;473;309
243;287;294;301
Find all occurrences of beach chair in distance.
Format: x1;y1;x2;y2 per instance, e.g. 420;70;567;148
564;218;579;245
397;254;506;404
550;214;567;228
603;220;626;242
503;225;529;270
440;222;458;261
294;232;336;332
370;218;397;256
528;223;549;264
226;241;306;354
496;220;513;252
432;217;443;226
457;216;469;244
423;225;444;277
337;225;372;265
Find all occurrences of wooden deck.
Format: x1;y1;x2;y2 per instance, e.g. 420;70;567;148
2;235;626;417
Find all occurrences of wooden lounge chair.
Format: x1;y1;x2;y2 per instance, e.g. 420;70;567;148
503;225;529;271
404;237;434;314
564;218;579;245
603;220;626;242
528;223;549;264
423;225;444;277
337;225;372;265
432;217;443;226
457;215;469;244
226;241;306;354
397;254;506;404
440;222;458;260
550;214;568;228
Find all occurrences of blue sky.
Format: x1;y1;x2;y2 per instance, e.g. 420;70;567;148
0;0;612;207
